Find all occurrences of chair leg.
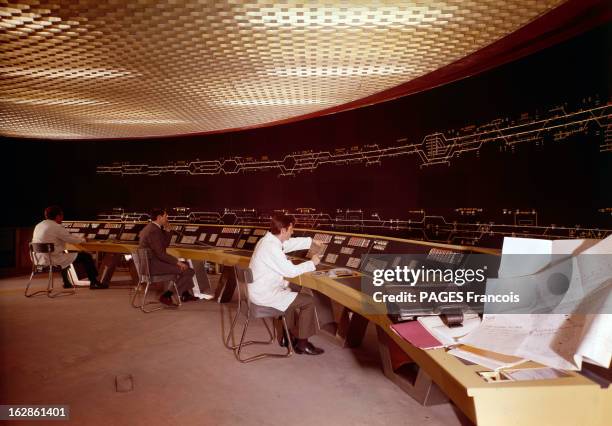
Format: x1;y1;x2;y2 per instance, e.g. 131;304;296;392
234;314;293;363
48;268;76;298
261;318;276;344
281;316;295;356
25;271;49;297
224;300;243;350
131;281;144;308
235;311;253;361
140;281;163;313
172;281;182;308
225;305;275;350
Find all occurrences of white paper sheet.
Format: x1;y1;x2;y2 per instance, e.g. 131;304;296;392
498;237;552;278
504;367;568;381
462;235;612;370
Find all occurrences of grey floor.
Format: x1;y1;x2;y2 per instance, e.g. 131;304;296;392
0;274;467;426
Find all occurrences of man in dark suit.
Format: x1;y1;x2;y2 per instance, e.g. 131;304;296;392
138;208;197;305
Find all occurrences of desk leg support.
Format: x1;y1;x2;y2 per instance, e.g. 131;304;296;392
99;253;121;286
337;309;369;348
312;289;338;335
189;260;213;297
214;266;236;303
376;326;448;406
312;290;368;347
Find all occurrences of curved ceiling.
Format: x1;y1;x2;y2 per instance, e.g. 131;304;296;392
0;0;596;140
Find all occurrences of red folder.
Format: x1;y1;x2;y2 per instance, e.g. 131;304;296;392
390;321;444;349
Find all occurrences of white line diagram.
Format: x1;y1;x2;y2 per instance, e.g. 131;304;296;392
96;99;611;177
97;207;611;248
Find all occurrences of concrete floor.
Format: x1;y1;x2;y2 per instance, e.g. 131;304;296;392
0;274;468;426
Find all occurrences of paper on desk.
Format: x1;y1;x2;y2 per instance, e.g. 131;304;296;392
461;235;612;370
463;304;612;370
484;256;579;315
497;237;597;279
417;314;481;347
504;367;568;381
498;237;553;278
459;314;585;370
574;314;612;368
565;236;612;368
448;345;527;371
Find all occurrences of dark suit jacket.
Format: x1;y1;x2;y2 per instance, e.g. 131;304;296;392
138;223;180;275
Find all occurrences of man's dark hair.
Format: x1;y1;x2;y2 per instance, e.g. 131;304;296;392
269;213;296;235
44;205;63;220
149;208;167;222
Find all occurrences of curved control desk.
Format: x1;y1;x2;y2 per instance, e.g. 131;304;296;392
66;222;611;426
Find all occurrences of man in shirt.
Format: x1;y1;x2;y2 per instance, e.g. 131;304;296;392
32;205;106;290
138;208;196;305
249;213;324;355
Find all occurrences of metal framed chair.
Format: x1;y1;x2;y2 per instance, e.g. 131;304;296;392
130;248;182;313
25;242;76;298
224;265;293;363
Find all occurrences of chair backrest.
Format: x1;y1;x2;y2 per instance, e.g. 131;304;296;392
234;265;253;308
29;242;55;266
234;265;285;318
30;242;55;253
131;248;152;283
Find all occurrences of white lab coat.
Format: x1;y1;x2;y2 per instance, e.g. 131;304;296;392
248;232;315;311
31;219;85;269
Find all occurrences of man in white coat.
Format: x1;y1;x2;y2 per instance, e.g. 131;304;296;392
249;213;324;355
32;205;106;289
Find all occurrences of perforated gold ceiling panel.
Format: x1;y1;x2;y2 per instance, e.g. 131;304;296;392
1;0;566;139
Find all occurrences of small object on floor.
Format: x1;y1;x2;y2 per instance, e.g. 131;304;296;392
115;374;134;393
90;281;108;290
159;291;174;306
180;292;199;302
294;341;324;355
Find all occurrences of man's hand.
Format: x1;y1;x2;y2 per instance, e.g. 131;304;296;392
311;254;321;266
177;261;188;272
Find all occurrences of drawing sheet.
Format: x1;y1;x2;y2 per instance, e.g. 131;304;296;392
460;235;612;370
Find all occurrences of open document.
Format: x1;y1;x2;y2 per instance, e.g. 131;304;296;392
459;235;612;370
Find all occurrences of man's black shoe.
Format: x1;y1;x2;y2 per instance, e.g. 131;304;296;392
280;333;297;348
294;341;324;355
63;283;74;289
159;294;174;306
90;281;108;290
181;292;199;302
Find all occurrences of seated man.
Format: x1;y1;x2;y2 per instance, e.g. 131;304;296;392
249;213;324;355
138;208;197;305
32;205;107;290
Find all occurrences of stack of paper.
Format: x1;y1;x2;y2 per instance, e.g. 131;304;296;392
459;235;612;370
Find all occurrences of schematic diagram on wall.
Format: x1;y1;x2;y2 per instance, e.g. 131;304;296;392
96;98;610;177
